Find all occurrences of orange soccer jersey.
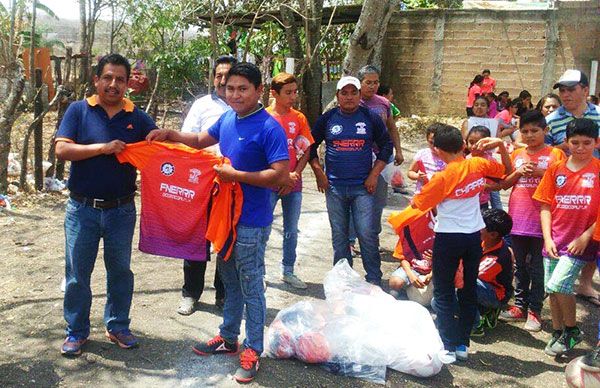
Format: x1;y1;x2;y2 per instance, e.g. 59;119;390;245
117;141;242;261
533;158;600;261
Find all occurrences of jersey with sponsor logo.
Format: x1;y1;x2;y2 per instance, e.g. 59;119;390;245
533;158;600;261
413;156;505;233
116;141;242;261
508;146;565;237
266;106;314;192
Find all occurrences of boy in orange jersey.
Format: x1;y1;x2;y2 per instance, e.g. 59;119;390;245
410;124;511;362
266;72;314;289
533;118;600;357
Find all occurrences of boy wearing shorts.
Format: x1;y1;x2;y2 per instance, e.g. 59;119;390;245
533;118;600;356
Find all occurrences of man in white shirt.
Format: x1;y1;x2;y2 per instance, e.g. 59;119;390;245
178;55;237;315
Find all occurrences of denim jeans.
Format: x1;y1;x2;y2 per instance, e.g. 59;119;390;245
218;224;270;353
348;175;387;242
325;184;382;284
431;231;481;351
489;191;503;210
511;234;544;313
63;198;136;338
270;191;302;276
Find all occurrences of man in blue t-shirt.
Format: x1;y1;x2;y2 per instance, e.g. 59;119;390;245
309;76;393;285
55;54;158;357
147;62;289;383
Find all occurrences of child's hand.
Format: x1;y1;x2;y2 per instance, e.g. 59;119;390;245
544;239;559;259
408;272;426;288
422;249;433;261
475;137;504;151
567;234;592;257
516;162;534;177
417;171;428;183
423;273;432;285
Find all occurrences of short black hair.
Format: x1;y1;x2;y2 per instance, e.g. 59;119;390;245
213;55;237;76
467;125;491;139
482;69;491;74
97;53;130;80
433;125;464;153
498;91;509;98
226;62;262;88
566;118;599;140
518;90;532;100
520;110;546;129
483;208;513;238
426;122;445;138
377;84;391;96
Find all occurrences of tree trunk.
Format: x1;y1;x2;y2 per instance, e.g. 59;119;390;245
280;4;306;110
369;0;399;70
33;69;44;191
342;0;398;76
65;47;73;86
301;0;324;127
29;0;37;82
0;65;25;193
78;0;90;99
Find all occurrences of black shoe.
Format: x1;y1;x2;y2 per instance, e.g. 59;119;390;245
234;348;260;383
549;327;583;356
582;346;600;372
192;334;238;356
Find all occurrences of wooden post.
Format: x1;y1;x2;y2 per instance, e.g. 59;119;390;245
65;47;72;86
34;68;43;191
53;56;63;85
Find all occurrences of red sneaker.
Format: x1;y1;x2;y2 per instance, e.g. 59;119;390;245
524;310;542;332
498;306;526;322
234;348;260;383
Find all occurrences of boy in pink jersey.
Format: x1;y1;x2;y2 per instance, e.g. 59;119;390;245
533;118;600;356
266;72;314;289
499;111;565;332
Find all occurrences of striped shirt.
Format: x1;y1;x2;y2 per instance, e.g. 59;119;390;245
546;103;600;147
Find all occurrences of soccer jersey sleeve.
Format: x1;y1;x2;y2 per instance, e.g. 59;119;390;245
55;102;81;143
479;157;505;179
309;112;329;160
116;142;162;170
297;112;315;144
264;122;290;164
532;162;559;205
412;172;448;211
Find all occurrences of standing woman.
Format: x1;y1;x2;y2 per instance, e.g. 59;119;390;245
466;75;484;117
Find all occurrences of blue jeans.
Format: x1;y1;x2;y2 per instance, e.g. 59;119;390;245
348;175;387;242
432;279;500;327
489;190;503;210
270;191;302;276
63;198;136;338
325;184;382;284
218;224;270;353
431;232;481;351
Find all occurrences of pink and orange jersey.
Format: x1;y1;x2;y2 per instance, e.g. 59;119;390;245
413;156;505;233
266;106;314;192
533;158;600;261
508;146;566;237
117;141;242;261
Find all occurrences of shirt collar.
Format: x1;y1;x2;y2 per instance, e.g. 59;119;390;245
557;102;597;118
86;95;135;113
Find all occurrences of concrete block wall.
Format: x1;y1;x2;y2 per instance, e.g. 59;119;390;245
381;6;600;116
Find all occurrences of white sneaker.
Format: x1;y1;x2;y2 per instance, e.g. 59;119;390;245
282;274;308;289
177;297;197;315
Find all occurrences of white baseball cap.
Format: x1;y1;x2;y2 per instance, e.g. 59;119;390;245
336;76;361;91
553;69;589;89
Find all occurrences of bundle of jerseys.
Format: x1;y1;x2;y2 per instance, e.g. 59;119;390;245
117;141;243;261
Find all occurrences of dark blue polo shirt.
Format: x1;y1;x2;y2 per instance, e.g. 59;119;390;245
56;96;157;199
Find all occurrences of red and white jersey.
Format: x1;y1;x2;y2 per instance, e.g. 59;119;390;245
533;158;600;261
413;156;505;233
117;141;242;261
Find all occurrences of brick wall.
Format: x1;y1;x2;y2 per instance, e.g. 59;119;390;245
382;3;599;116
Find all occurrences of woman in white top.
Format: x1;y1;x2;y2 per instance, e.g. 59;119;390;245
461;96;499;139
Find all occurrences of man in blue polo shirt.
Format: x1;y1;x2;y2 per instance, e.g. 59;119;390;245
55;54;157;357
309;76;393;285
146;62;289;383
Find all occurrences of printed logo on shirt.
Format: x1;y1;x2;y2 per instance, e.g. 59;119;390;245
515;158;525;169
582;172;596;188
453;177;486;197
159;182;195;202
332;139;365;152
161;162;175;176
330;124;343;135
555;195;591;210
555;174;567;188
126;123;134;130
188;168;201;184
538;156;551;169
287;138;294;149
288;121;297;134
355;122;367;135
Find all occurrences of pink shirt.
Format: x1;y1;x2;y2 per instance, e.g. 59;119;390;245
508;147;566;237
481;77;496;94
495;109;512;126
467;85;482;108
413;148;447;193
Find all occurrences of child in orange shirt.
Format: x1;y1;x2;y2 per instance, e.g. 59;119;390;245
411;125;511;362
533;118;600;356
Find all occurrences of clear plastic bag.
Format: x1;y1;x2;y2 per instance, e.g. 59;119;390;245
381;163;405;188
265;260;448;382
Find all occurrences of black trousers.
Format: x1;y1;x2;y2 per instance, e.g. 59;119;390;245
182;259;224;301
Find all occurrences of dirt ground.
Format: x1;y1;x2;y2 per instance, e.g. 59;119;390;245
1;116;599;387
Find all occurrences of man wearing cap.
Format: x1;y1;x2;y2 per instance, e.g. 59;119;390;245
309;76;393;285
546;69;600;306
546;69;600;152
177;55;237;315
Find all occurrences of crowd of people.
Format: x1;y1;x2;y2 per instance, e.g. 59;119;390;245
53;52;600;383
